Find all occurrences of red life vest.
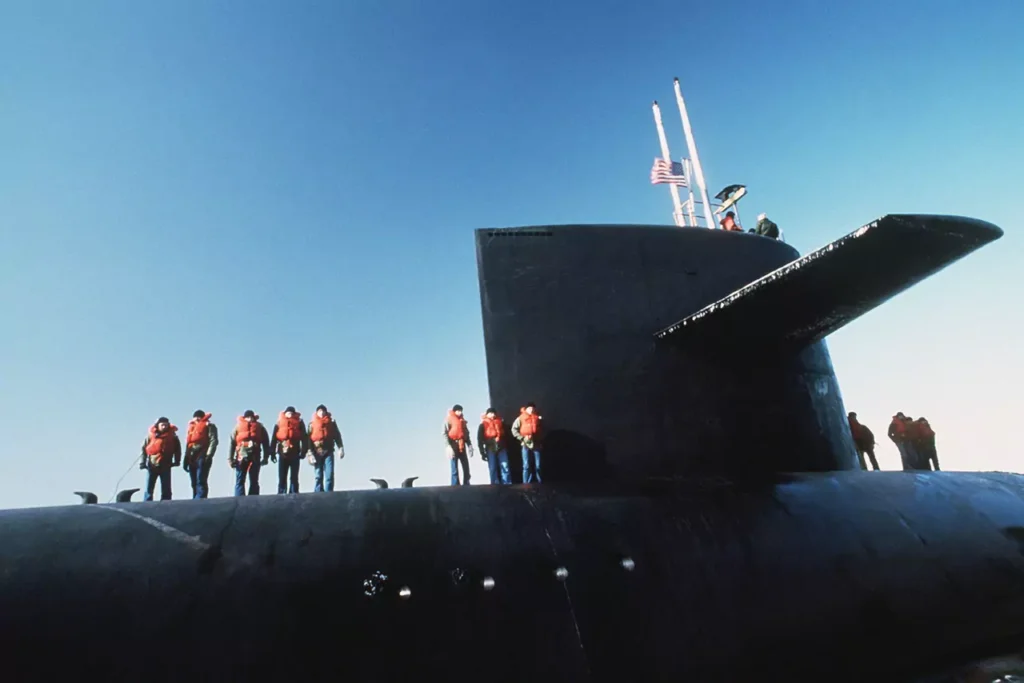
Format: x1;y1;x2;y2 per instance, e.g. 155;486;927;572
144;424;178;465
309;413;334;443
275;412;302;444
235;416;262;454
889;417;907;437
848;417;865;441
917;421;935;440
481;414;503;440
447;411;466;441
186;414;212;449
519;409;540;437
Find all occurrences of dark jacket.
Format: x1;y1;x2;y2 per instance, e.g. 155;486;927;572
307;418;345;455
139;432;182;469
443;415;472;450
185;422;220;461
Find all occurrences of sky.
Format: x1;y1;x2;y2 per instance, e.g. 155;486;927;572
1;0;1022;508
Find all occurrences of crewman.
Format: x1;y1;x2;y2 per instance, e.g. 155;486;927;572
720;211;742;232
848;412;879;471
478;408;511;485
271;406;307;494
913;417;940;470
752;213;781;240
512;402;543;483
229;410;270;496
888;412;923;471
444;404;474;486
139;416;182;501
307;404;345;492
183;410;219;499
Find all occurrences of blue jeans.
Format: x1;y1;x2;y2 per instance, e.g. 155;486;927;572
897;441;924;471
278;456;300;494
234;459;261;496
450;451;470;486
144;466;172;501
313;453;335;492
486;449;510;484
188;457;212;499
522;446;542;484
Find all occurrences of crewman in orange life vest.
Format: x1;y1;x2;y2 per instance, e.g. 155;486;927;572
139;416;182;501
512;402;543;483
477;408;510;485
912;417;940;471
307;404;345;492
271;406;308;494
229;410;271;496
183;410;219;499
444;404;474;486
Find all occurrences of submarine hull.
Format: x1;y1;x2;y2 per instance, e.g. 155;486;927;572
2;473;1024;681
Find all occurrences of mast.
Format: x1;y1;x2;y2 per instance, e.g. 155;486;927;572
651;101;685;227
673;78;716;230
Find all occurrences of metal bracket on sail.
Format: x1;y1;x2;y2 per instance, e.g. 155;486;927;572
654;214;1003;351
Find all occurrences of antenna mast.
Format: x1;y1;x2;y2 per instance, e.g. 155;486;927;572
651;101;685;227
673;78;715;230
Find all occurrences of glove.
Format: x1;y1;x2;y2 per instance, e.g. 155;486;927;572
306;454;316;466
445;444;455;459
228;459;237;470
139;459;148;470
260;457;269;466
270;453;277;464
338;447;345;459
480;450;489;462
466;444;475;458
183;459;191;473
172;458;180;468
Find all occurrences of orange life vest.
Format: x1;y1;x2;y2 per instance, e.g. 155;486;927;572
186;413;212;449
447;411;466;441
309;413;334;443
235;416;262;454
275;412;302;443
481;414;504;440
144;424;178;464
518;409;540;437
890;417;907;437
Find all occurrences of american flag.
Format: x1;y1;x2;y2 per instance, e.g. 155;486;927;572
650;158;688;186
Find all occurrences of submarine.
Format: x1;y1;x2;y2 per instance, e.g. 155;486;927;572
0;79;1020;680
0;212;1019;683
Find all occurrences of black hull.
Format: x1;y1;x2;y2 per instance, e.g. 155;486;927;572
1;473;1023;681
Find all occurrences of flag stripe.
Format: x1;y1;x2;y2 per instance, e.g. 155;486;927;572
650;158;688;186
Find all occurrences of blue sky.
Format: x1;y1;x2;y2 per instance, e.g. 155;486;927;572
1;0;1021;507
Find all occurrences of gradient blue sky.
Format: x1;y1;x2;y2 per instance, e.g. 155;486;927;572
1;0;1021;508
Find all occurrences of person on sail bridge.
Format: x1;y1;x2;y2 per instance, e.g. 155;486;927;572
719;211;742;232
752;213;781;240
